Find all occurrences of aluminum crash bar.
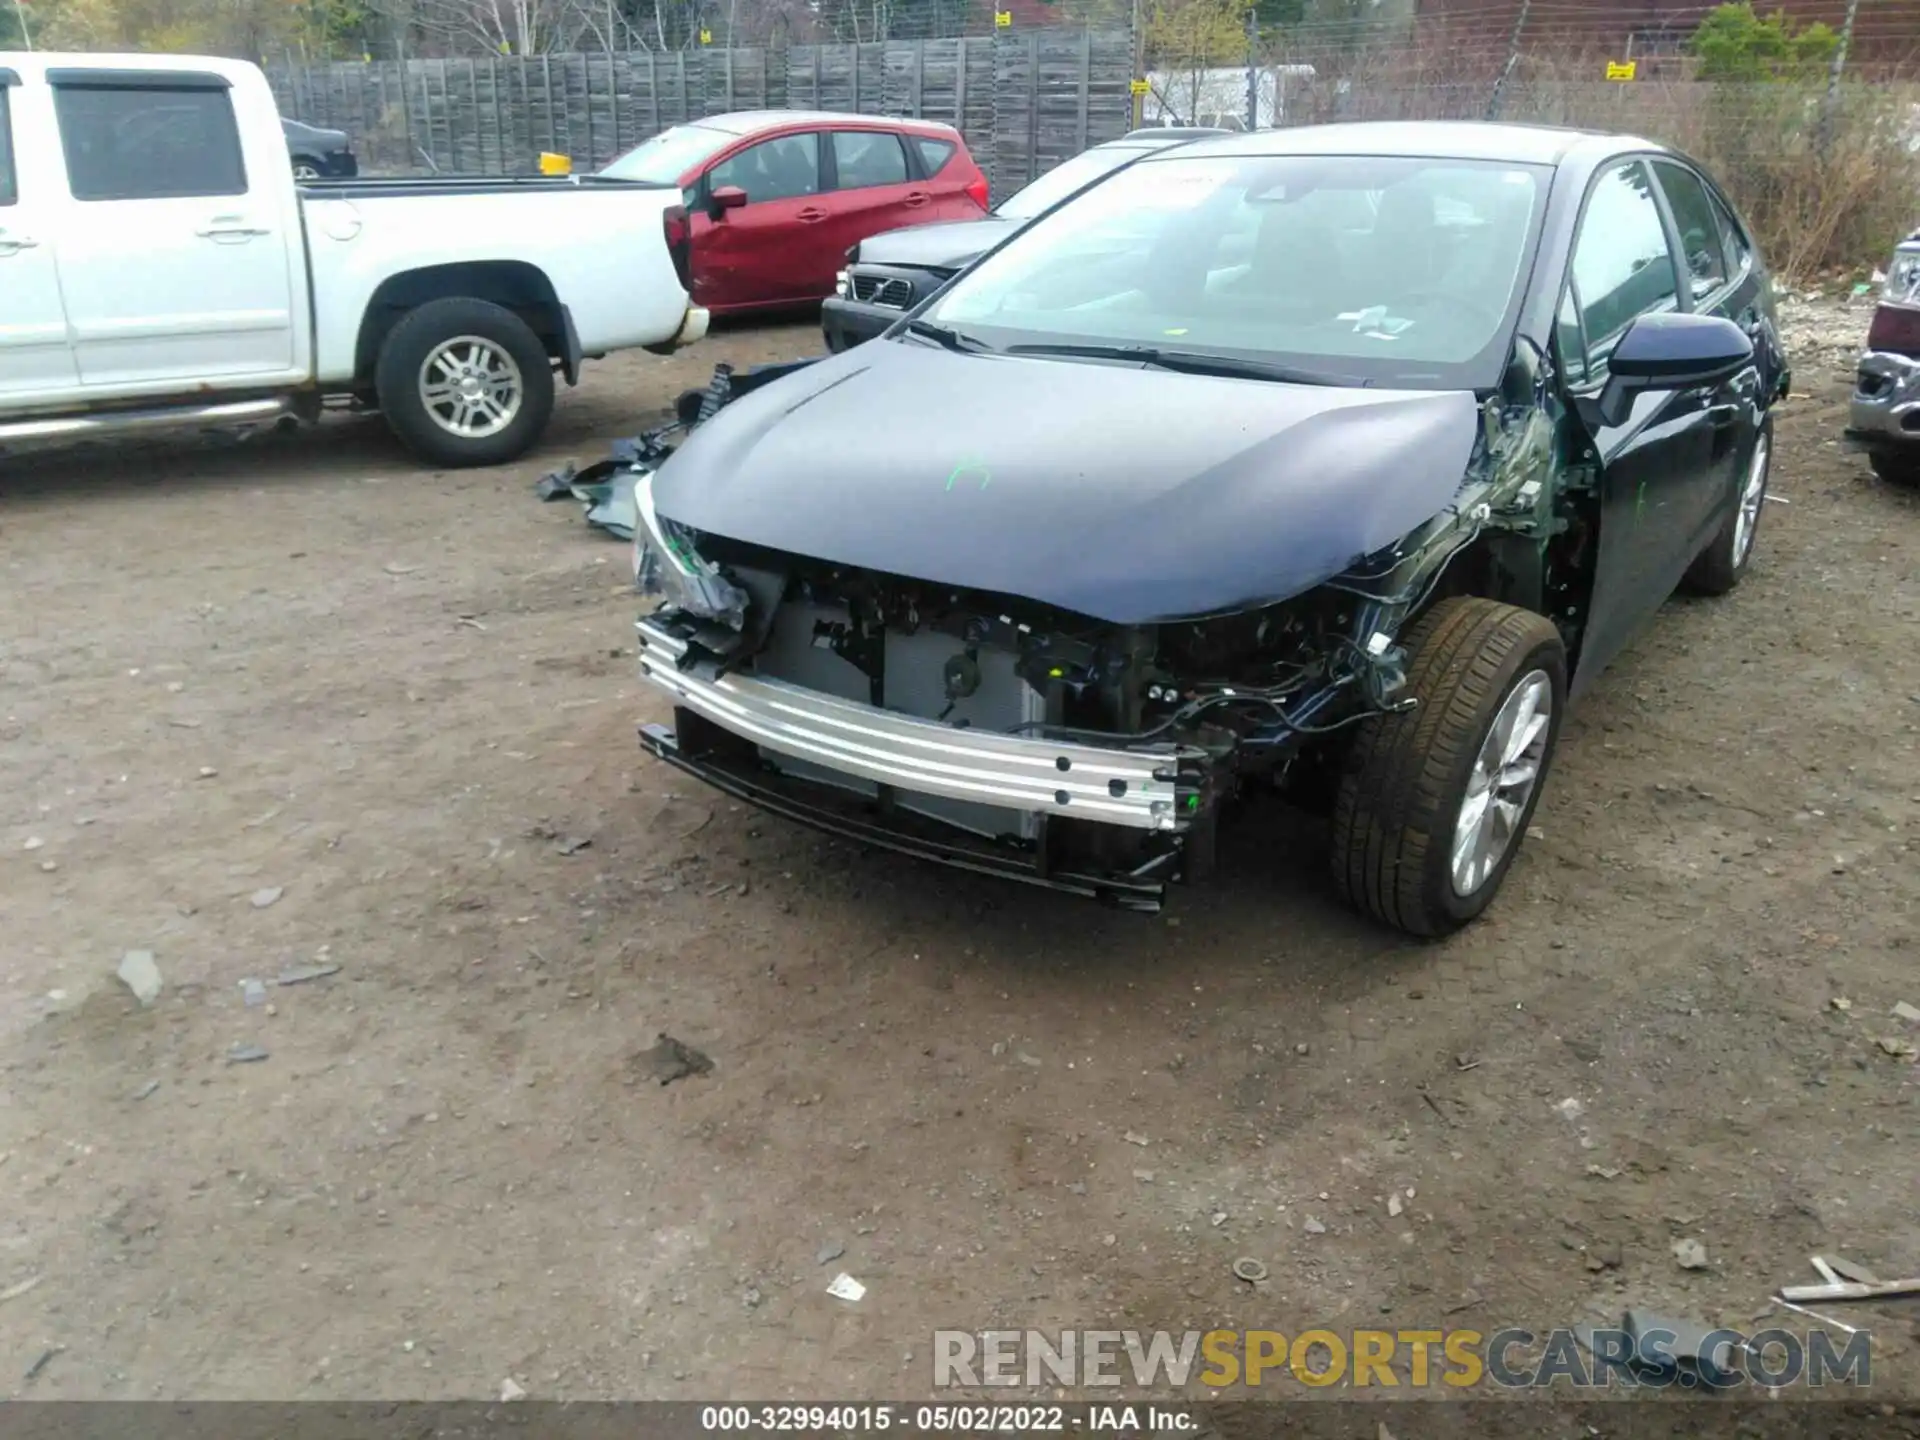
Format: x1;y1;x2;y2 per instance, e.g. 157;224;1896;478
636;617;1200;832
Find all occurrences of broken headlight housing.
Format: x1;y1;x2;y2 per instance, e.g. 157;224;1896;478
632;470;750;630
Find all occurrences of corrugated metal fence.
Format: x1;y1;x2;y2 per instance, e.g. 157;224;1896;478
266;30;1133;202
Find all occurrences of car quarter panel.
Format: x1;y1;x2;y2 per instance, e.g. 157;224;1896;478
304;182;691;384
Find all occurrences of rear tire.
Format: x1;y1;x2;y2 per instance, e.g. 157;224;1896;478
1870;450;1920;488
1330;597;1566;938
1684;417;1771;596
374;297;555;469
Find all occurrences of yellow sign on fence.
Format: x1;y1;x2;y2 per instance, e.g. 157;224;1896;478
1129;78;1150;95
698;27;712;42
1605;59;1637;81
993;9;1011;25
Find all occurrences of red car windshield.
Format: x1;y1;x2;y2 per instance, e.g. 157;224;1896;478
601;123;738;184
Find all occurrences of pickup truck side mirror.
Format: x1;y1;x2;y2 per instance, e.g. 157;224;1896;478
709;185;748;220
1591;311;1753;428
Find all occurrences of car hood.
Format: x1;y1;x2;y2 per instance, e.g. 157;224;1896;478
849;216;1023;271
285;121;351;151
652;342;1481;624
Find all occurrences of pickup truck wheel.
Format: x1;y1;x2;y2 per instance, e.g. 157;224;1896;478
375;297;555;468
1683;419;1771;596
1330;597;1566;938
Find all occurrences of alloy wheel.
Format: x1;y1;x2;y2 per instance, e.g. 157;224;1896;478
1450;669;1553;897
417;336;524;440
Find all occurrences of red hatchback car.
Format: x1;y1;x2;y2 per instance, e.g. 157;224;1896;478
601;111;990;315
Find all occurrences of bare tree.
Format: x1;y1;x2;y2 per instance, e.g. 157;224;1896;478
389;0;598;54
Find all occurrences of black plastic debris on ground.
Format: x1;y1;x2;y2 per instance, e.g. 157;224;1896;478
636;1033;714;1086
1573;1307;1744;1389
534;358;826;544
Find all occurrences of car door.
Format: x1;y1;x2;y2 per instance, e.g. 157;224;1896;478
45;70;300;389
1558;158;1718;689
1649;158;1769;548
820;130;928;281
0;72;81;398
688;130;827;311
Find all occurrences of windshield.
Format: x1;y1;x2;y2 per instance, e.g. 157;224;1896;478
923;151;1550;389
601;124;735;183
996;145;1147;220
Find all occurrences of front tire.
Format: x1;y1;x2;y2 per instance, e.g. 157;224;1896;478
1870;450;1920;488
374;297;555;468
1330;597;1567;937
1684;419;1771;596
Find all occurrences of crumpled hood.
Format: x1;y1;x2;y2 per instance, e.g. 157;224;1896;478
850;216;1021;271
652;342;1481;623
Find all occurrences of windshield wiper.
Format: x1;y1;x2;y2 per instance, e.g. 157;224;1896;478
900;319;994;353
1004;342;1355;387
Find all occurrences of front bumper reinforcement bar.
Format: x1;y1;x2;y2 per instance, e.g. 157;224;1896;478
635;617;1201;831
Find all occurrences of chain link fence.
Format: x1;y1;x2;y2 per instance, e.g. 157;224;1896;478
1132;6;1920;276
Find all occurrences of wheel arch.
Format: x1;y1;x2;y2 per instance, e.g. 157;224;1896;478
355;262;579;388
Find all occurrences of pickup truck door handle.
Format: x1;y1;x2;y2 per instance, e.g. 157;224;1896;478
1705;402;1741;429
0;231;40;257
196;215;271;242
795;207;827;223
903;191;930;207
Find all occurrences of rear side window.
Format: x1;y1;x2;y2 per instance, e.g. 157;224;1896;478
1569;160;1678;371
0;88;15;207
1651;161;1728;300
54;85;247;201
912;136;956;175
832;131;908;190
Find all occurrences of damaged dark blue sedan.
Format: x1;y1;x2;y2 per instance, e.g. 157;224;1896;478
631;122;1789;936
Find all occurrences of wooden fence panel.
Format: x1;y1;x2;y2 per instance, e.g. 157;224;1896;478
267;30;1130;193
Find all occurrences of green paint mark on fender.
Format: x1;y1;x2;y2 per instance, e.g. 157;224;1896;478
945;457;991;492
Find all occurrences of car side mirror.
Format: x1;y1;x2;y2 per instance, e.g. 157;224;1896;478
1592;311;1753;428
709;185;748;220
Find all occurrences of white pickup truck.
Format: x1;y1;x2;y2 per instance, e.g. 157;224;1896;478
0;51;708;467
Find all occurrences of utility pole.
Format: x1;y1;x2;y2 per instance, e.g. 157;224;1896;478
1484;0;1530;121
1130;0;1145;128
1245;3;1259;130
1818;0;1861;155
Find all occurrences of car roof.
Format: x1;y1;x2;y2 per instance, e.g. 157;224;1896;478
1119;126;1235;142
692;109;961;138
1157;120;1662;167
0;49;261;83
1103;129;1235;154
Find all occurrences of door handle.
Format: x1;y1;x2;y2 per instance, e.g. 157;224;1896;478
196;216;270;241
1706;402;1741;429
796;207;827;223
0;232;40;256
903;191;930;207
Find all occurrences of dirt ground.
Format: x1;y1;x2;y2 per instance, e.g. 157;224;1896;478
1;303;1916;1410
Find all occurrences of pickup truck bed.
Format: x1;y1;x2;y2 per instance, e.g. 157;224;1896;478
0;52;708;467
